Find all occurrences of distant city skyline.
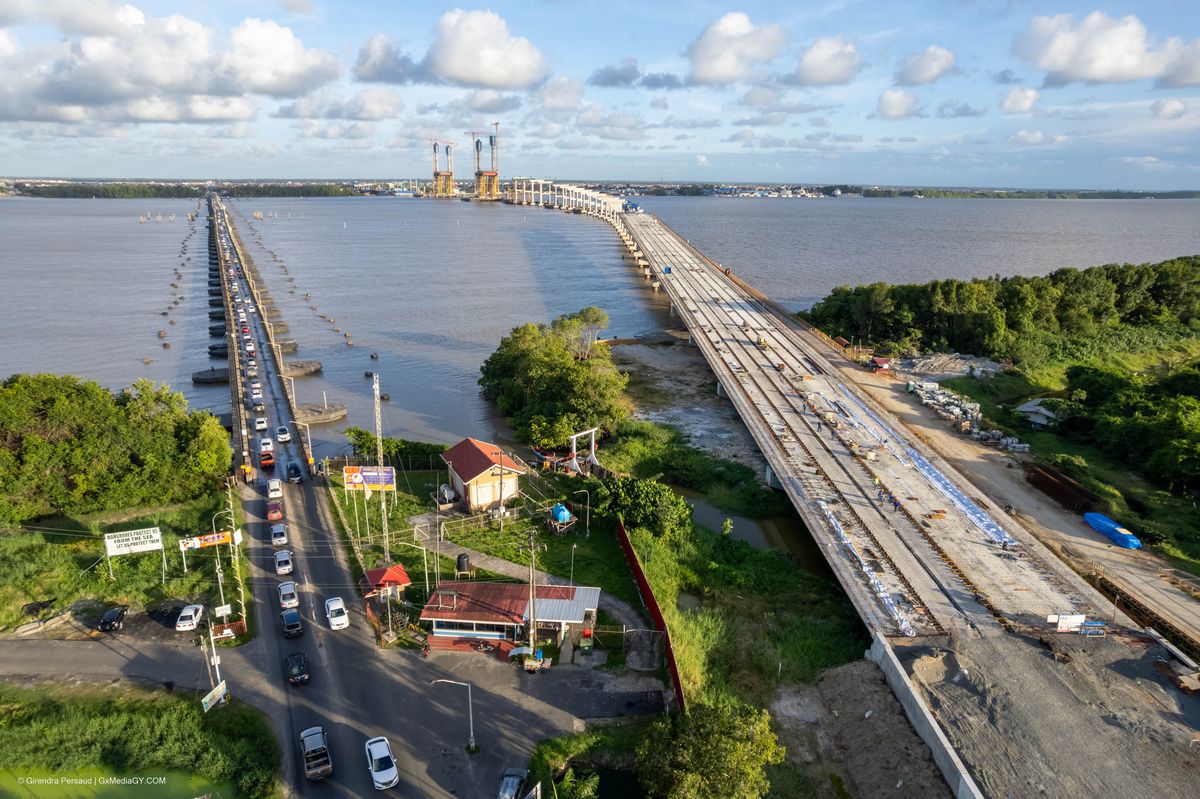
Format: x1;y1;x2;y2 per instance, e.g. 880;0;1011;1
0;1;1197;189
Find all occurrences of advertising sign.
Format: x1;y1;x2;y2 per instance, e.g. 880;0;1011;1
178;530;234;551
343;466;396;492
215;604;232;618
201;680;227;712
104;527;163;557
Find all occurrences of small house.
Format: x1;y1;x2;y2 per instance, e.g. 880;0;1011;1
869;356;891;372
420;581;600;644
441;437;526;512
1014;398;1060;429
363;563;412;598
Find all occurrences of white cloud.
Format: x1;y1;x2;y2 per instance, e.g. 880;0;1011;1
352;33;423;84
740;86;779;108
538;77;583;111
895;45;955;85
1009;129;1067;146
0;29;17;58
461;89;521;113
534;122;564;139
1001;87;1039;114
687;12;786;84
696;154;709;166
221;18;340;97
575;103;645;140
426;9;545;90
1016;13;1199;86
276;87;403;120
876;89;918;119
1117;155;1164;169
794;36;862;86
1150;98;1185;119
282;0;314;13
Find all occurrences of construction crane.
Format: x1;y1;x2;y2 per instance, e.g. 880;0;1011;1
426;138;456;197
464;123;500;201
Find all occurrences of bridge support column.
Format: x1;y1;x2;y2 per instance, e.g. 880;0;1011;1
765;464;784;491
716;381;728;399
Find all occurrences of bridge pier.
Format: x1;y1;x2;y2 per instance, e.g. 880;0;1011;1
716;381;728;399
764;464;784;491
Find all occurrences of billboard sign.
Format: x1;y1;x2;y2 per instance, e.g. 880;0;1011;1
343;466;396;492
104;527;163;557
201;680;227;712
178;530;233;551
215;604;232;618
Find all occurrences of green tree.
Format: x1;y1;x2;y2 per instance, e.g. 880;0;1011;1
555;768;600;799
636;703;785;799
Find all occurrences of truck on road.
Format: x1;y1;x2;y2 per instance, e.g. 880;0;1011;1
300;726;333;780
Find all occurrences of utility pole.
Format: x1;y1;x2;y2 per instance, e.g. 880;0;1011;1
527;527;537;653
493;450;505;536
373;373;392;636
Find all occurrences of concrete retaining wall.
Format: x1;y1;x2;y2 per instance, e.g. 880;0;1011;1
866;633;985;799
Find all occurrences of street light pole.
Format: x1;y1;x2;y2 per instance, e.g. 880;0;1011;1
573;490;590;538
570;543;576;586
430;679;475;751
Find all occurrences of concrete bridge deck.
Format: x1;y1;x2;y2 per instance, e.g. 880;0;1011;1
618;211;1097;641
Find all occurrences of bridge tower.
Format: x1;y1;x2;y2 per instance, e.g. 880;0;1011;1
465;123;500;201
427;140;456;198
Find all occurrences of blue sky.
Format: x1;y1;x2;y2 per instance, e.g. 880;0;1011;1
0;0;1197;188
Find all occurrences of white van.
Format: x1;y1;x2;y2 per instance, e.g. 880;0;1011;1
267;479;283;499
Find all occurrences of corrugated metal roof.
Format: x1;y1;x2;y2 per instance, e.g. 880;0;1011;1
534;586;600;624
441;438;526;484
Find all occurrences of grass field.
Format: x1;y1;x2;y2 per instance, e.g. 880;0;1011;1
0;682;278;799
0;493;245;633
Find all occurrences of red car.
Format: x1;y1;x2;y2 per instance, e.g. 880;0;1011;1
267;501;283;521
260;451;275;469
241;325;250;333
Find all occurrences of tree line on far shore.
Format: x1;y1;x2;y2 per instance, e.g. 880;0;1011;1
0;375;231;525
803;255;1200;364
13;182;356;199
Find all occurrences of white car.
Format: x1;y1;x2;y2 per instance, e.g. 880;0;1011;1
254;416;268;430
274;550;293;576
247;358;257;368
251;388;263;400
175;604;204;632
247;305;256;314
260;438;274;453
325;597;349;630
247;367;258;379
365;737;399;790
276;426;292;442
267;478;283;499
278;581;299;609
270;523;288;546
251;381;262;391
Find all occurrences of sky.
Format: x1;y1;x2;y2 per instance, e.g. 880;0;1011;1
0;0;1198;188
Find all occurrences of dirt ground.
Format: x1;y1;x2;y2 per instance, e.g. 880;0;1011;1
773;660;951;799
11;600;195;644
903;632;1200;798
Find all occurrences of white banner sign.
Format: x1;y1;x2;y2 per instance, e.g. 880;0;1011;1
201;680;227;712
104;527;163;557
215;604;232;618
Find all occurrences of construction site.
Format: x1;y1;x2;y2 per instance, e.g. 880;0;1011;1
424;123;501;200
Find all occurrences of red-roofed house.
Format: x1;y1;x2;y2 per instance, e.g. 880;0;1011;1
420;581;601;643
363;563;412;598
441;438;526;512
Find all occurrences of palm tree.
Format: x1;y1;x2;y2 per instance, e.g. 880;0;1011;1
554;767;599;799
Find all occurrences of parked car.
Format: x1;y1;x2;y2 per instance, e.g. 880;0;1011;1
325;597;349;630
287;461;304;484
274;550;293;575
365;737;399;790
276;426;291;443
98;605;128;632
267;501;283;521
267;478;283;499
495;768;529;799
285;652;310;685
278;581;300;609
175;604;204;632
280;608;303;638
254;416;268;430
270;523;288;546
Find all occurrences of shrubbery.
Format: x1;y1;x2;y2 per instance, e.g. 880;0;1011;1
0;375;231;526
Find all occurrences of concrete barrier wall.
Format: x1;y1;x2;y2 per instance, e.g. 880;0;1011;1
866;633;985;799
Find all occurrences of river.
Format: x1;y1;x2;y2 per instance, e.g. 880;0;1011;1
3;195;1198;460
